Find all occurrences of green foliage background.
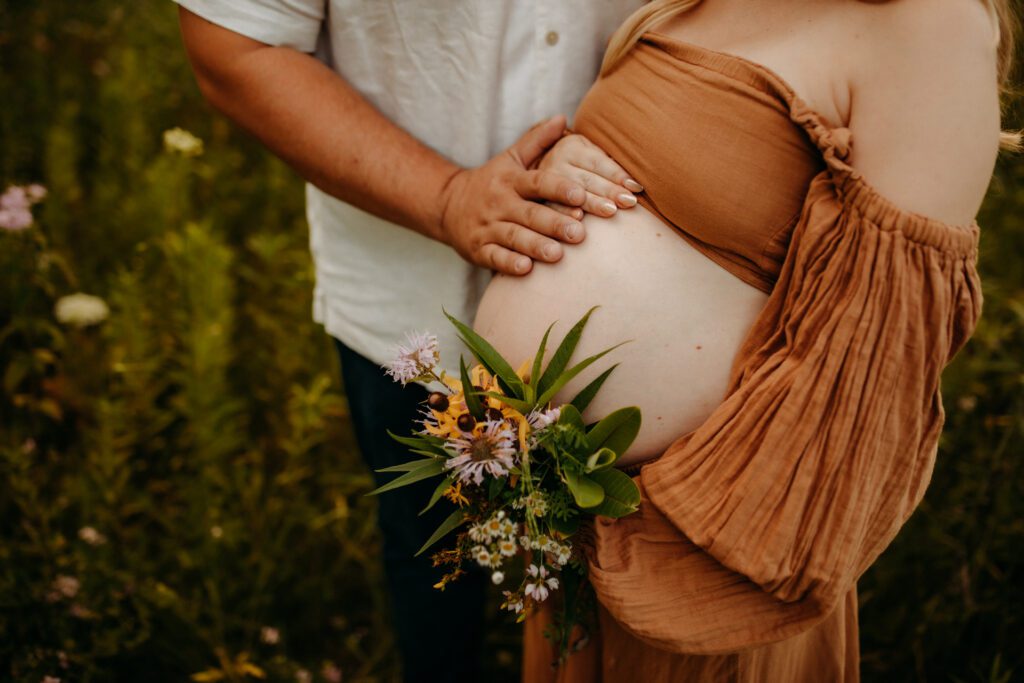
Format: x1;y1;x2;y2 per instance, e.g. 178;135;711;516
0;2;1021;682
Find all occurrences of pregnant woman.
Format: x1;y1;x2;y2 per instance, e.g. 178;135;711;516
473;0;1015;680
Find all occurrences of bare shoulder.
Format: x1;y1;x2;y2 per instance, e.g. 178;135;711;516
840;0;1002;225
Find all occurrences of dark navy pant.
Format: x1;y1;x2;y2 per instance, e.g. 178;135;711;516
334;338;486;683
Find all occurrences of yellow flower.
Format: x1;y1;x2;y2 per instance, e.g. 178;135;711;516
443;481;469;507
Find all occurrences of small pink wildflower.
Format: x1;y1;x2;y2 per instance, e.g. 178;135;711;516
382;331;439;385
260;626;280;645
321;662;343;683
524;564;559;603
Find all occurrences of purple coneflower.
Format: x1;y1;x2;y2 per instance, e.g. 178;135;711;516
445;419;518;485
382;330;440;385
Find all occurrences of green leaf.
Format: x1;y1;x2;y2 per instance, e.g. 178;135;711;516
536;306;599;398
584;468;641;518
443;307;526;398
584;447;618;472
415;508;467;557
584;406;642;456
535;341;630;409
478;390;533;414
569;363;618;414
375;457;442;473
530;321;557;394
419;477;454;515
488;475;505;500
557;404;585;431
564;469;605;508
367;459;444;496
386;429;448;456
459;355;485;420
548;514;580;536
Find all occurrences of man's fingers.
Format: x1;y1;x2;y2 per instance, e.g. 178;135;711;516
514;169;585;206
509;114;568;168
507;200;583;245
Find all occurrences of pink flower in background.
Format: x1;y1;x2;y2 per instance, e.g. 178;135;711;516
321;662;343;683
0;183;46;231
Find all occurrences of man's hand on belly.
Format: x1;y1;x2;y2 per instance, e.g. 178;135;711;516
439;115;594;276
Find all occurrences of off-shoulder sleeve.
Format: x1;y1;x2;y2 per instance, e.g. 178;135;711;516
582;127;984;655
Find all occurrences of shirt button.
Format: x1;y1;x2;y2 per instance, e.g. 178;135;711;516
545;30;559;46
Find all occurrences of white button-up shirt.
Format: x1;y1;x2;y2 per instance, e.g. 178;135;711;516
174;0;644;382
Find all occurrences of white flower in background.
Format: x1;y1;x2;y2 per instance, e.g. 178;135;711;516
210;525;223;539
163;127;204;156
42;676;61;683
78;527;107;546
260;626;280;645
491;571;505;585
54;293;109;328
498;539;518;557
382;331;440;385
445;419;518;485
295;669;312;683
52;575;80;600
524;564;559;603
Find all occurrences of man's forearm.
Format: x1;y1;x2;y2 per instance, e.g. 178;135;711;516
180;9;457;242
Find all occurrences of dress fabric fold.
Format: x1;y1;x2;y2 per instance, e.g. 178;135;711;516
522;31;984;683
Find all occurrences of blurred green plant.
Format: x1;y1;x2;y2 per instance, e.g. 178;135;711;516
0;2;1021;683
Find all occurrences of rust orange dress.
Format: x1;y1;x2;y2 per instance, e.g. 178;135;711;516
522;32;984;682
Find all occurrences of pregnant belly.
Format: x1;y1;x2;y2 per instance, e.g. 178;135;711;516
472;205;769;467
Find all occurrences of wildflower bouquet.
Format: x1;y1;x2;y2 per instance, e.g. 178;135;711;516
373;306;641;659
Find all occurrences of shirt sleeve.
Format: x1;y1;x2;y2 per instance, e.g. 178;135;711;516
174;0;325;53
581;132;985;655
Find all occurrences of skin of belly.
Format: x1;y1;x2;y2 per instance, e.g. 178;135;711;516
472;205;769;467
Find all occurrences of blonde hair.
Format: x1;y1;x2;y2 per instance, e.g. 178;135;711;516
601;0;1021;151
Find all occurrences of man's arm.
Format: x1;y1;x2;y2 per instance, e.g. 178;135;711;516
178;7;588;275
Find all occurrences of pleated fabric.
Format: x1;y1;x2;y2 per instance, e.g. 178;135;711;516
522;31;984;683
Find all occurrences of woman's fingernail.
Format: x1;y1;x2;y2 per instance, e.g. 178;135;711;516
517;257;530;272
617;193;637;207
600;200;617;215
566;223;582;240
543;244;560;260
624;179;644;192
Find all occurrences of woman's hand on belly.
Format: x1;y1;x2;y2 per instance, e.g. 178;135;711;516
472;205;769;466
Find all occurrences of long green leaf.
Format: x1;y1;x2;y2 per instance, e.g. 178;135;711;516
536;306;599;397
385;428;438;454
584;406;642;456
415;508;467;557
375;457;441;473
419;477;454;515
443;308;525;398
367;459;444;496
478;390;533;414
459;355;485;420
558;404;585;431
584;467;641;518
569;363;618;414
530;320;557;393
535;341;630;409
